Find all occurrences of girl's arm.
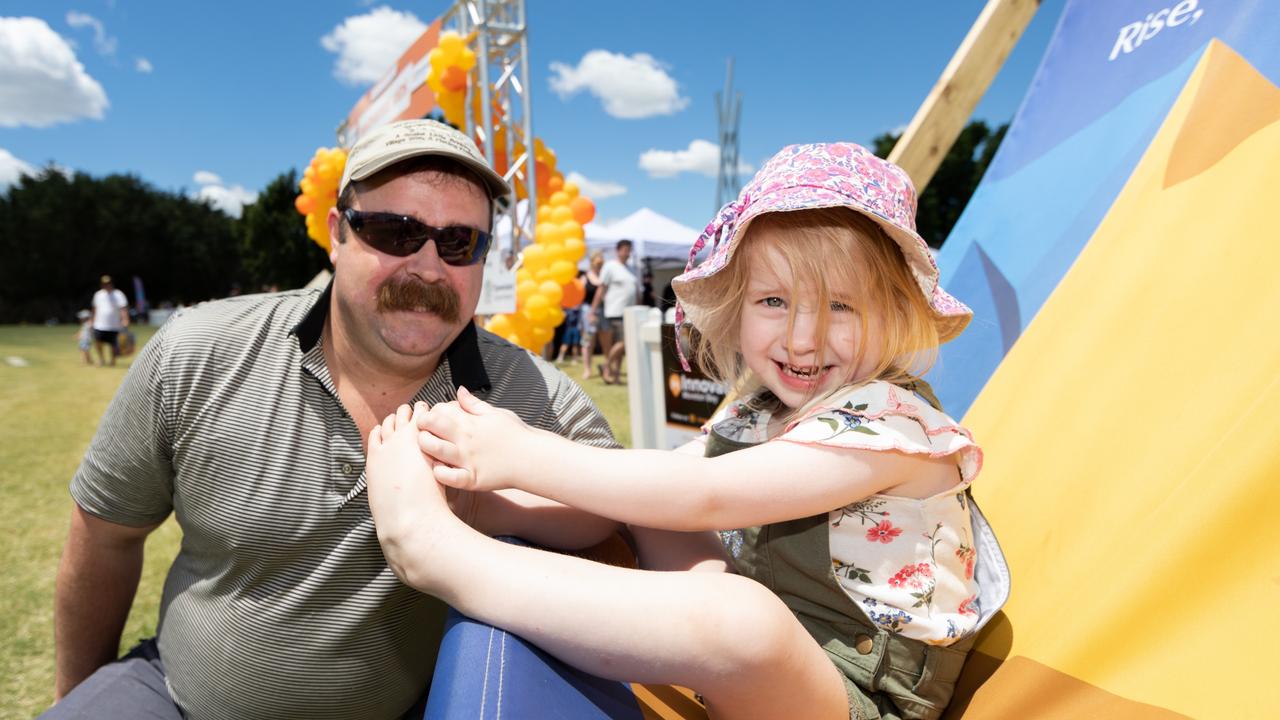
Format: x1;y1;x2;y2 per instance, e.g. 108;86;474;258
418;389;941;531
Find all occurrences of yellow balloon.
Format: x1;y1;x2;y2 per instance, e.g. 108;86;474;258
563;182;580;200
516;268;534;284
538;280;563;306
535;222;562;246
521;244;549;272
459;47;477;71
486;313;514;337
530;324;553;344
564;238;586;262
551;205;574;224
438;33;465;64
516;279;538;304
522;293;551;324
537;204;552;222
559;220;584;241
549;191;570;207
542;241;566;263
545;306;565;328
549;259;576;285
534;268;553;283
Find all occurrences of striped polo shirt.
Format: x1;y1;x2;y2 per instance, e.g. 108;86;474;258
70;285;618;720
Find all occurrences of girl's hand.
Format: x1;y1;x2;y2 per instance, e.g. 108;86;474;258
415;387;531;492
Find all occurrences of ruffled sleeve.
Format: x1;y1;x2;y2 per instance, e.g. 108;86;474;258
778;381;983;482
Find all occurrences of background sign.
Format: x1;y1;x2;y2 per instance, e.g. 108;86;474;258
659;324;726;430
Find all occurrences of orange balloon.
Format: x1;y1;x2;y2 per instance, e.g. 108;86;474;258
535;161;550;195
548;175;564;193
570;196;596;225
294;194;315;216
561;278;586;308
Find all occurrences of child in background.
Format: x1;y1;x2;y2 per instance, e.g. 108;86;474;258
75;310;92;365
366;143;1009;720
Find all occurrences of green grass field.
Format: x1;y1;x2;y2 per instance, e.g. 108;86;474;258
0;324;630;719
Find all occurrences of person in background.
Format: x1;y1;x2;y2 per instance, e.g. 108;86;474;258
74;310;93;365
590;240;639;385
90;275;129;367
556;274;583;364
639;266;656;308
580;250;605;380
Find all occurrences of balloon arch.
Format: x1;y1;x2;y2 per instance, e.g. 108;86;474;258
293;29;596;353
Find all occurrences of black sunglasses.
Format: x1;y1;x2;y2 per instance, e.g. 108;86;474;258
341;208;492;266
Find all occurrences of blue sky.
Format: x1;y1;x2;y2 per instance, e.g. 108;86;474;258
1;0;1066;230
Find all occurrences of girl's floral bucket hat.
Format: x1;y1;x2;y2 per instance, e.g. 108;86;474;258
671;142;971;369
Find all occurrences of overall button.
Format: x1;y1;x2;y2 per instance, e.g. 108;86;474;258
853;634;874;655
341;463;353;475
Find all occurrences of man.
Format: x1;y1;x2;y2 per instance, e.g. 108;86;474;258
589;239;639;384
48;120;618;719
90;275;129;366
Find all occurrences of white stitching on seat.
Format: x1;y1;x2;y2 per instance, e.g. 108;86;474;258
496;630;508;719
479;625;496;719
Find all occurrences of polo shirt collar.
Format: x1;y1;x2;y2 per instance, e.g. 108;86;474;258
290;280;491;393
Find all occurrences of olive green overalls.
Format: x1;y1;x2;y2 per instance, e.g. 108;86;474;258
703;389;1010;720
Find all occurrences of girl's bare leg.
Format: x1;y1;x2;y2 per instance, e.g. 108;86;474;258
367;407;848;720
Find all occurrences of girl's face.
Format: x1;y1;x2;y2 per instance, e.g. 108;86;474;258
738;236;881;409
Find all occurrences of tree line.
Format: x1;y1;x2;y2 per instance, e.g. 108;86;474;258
872;120;1008;248
0;120;1005;324
0;169;329;323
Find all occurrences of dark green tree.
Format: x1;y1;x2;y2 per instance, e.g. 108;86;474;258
0;168;237;322
872;120;1008;248
236;170;331;292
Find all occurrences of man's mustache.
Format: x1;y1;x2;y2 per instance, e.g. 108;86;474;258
376;277;460;323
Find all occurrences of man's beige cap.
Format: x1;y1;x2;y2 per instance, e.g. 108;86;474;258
338;119;511;201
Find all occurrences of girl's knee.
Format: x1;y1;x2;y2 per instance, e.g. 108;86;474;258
694;575;797;673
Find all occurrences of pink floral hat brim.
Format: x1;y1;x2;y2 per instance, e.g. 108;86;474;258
672;142;971;370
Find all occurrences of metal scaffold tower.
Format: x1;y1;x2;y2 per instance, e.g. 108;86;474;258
446;0;536;248
715;58;743;210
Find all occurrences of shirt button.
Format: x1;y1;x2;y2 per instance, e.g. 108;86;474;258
342;463;353;475
853;634;874;655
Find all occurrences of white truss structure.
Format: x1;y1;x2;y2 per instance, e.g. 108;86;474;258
444;0;536;250
715;58;744;211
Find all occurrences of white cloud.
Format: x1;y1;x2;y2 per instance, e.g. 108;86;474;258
321;7;426;86
135;57;153;73
193;170;222;186
0;149;36;188
638;140;754;179
0;17;109;127
566;171;626;200
549;50;689;119
66;11;117;56
193;171;257;218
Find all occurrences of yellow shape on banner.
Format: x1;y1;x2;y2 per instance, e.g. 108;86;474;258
958;41;1280;719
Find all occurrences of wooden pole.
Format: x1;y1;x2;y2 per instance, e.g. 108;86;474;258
888;0;1041;191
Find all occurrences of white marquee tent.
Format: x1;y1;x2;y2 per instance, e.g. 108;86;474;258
584;207;702;269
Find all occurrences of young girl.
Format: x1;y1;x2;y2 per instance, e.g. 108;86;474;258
74;309;93;365
365;143;1008;720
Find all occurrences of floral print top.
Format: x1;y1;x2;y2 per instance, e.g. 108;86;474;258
711;380;984;645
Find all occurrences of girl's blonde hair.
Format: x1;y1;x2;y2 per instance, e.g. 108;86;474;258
690;207;940;410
